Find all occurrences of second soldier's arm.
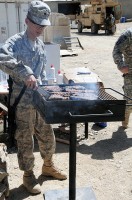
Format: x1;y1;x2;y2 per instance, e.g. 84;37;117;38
113;30;130;74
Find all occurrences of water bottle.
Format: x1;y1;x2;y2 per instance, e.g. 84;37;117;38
57;70;63;84
49;64;55;79
48;64;56;84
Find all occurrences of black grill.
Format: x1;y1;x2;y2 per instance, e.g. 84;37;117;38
33;83;131;200
33;83;126;124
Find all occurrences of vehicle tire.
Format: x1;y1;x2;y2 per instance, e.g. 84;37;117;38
91;22;98;34
78;22;83;33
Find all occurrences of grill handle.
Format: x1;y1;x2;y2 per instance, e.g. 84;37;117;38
104;88;132;101
105;88;132;107
69;109;113;118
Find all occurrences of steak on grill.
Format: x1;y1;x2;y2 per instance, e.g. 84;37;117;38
40;85;98;101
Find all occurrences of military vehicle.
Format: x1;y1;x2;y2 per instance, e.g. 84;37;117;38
76;0;122;34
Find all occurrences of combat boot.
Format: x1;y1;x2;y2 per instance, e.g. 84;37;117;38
122;110;130;129
23;170;41;194
122;121;128;129
42;160;67;180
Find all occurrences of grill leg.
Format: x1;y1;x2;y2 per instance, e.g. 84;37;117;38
69;123;77;200
85;123;88;139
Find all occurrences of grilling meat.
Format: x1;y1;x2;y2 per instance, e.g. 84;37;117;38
49;92;70;100
43;85;62;92
70;93;98;100
49;94;69;100
40;85;99;101
62;85;86;92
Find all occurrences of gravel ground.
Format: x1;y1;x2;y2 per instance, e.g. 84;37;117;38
2;22;132;200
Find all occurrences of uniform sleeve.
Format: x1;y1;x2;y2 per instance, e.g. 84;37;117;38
41;69;47;84
112;30;130;70
0;39;34;82
39;43;47;84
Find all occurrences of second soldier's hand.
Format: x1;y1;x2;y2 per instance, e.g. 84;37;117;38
120;66;129;74
25;75;38;90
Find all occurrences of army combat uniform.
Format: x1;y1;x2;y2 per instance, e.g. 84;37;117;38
0;0;67;195
113;28;132;127
105;14;116;35
0;31;55;171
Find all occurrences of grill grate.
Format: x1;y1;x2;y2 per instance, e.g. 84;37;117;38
98;89;117;100
39;85;118;101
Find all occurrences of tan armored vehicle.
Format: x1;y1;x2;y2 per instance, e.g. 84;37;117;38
76;0;122;34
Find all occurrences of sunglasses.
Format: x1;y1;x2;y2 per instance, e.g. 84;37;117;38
28;18;47;28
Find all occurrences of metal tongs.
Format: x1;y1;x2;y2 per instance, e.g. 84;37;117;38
77;71;91;75
37;87;50;99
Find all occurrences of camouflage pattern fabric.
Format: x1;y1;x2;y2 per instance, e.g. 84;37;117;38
15;105;55;171
105;17;111;29
0;31;55;171
27;0;51;26
105;15;115;31
113;28;132;73
0;31;47;87
113;28;132;124
123;74;132;123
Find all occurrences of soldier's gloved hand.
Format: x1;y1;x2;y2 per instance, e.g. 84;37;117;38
25;75;38;90
119;66;129;74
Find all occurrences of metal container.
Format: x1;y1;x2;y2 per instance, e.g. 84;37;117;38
0;1;29;43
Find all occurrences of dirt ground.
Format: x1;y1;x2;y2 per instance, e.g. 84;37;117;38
3;22;132;200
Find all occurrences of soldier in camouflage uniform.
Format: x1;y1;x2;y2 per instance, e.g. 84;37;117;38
0;0;67;195
113;27;132;129
105;14;116;35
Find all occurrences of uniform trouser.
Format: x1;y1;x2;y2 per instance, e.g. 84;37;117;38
14;105;56;171
123;75;132;125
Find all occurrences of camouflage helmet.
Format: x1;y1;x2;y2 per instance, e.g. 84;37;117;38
27;0;51;26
